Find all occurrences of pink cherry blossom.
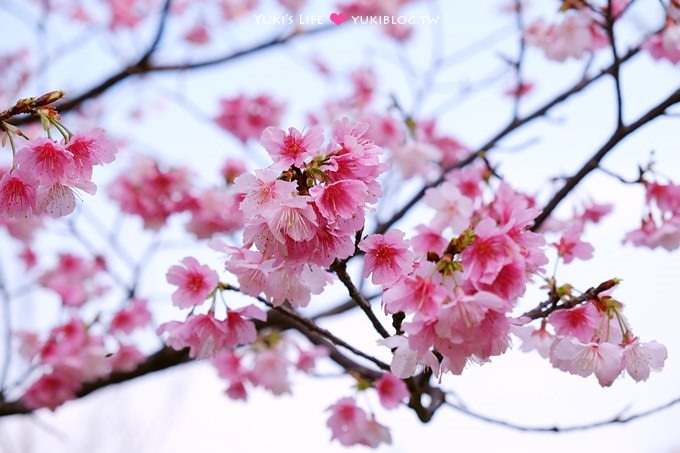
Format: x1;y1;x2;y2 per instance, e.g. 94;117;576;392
554;223;594;264
14;138;75;185
462;219;522;287
548;303;600;342
416;119;470;168
349;67;376;107
157;315;223;359
233;169;298;218
326;397;391;448
213;350;250;400
186;188;244;239
260;125;324;169
223;305;267;347
424;181;474;233
265;196;318;243
525;11;608;62
15;331;41;361
377;335;440;379
65;129;117;180
550;338;623;387
109;298;152;335
108;345;146;372
624;215;680;251
249;349;290;395
220;0;259;19
220;157;247;184
0;172;37;218
250;348;291;395
166;257;219;308
108;156;194;229
580;200;613;224
361;112;405;148
39;253;108;307
309;179;368;223
36;182;77;217
108;0;148;30
646;181;680;214
361;416;393;448
391;141;442;180
411;225;448;256
326;397;369;446
359;230;413;286
184;21;210;45
621;338;667;382
295;345;329;372
382;261;447;316
375;372;409;410
642;24;680;64
512;323;555;359
22;371;81;410
278;0;306;12
214;94;283;142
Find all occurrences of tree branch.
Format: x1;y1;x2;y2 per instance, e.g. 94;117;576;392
532;86;680;230
444;395;680;432
11;25;334;125
373;45;643;236
334;262;390;339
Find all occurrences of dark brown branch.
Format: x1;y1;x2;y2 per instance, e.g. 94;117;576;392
0;295;389;418
521;279;619;320
373;45;642;236
334;262;391;339
445;395;680;432
0;346;191;416
139;0;173;63
605;0;624;128
532;86;680;230
511;0;527;121
12;26;334;125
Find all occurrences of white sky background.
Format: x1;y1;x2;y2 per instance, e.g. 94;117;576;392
0;0;679;452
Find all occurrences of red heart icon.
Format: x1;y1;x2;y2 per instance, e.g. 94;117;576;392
329;12;348;25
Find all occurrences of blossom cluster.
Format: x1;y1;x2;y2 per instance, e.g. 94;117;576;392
0;130;116;218
222;118;384;307
524;9;608;62
365;179;549;377
625;180;680;250
643;21;680;64
212;342;329;400
108;155;245;237
18;300;151;410
515;295;667;387
325;372;408;448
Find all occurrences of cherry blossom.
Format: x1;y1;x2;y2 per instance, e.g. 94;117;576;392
553;223;594;264
326;397;391;448
261;126;325;169
375;373;409;410
109;298;153;335
550;338;623;387
359;230;413;286
214;94;283;142
166;257;219;308
525;11;608;62
621;338;668;382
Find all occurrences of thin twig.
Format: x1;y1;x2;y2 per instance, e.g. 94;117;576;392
444;396;680;433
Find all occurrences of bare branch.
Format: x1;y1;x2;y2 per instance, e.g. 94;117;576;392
334;262;390;339
445;395;680;432
532;86;680;230
373;44;643;236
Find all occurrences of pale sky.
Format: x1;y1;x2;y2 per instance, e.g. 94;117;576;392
0;0;679;452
